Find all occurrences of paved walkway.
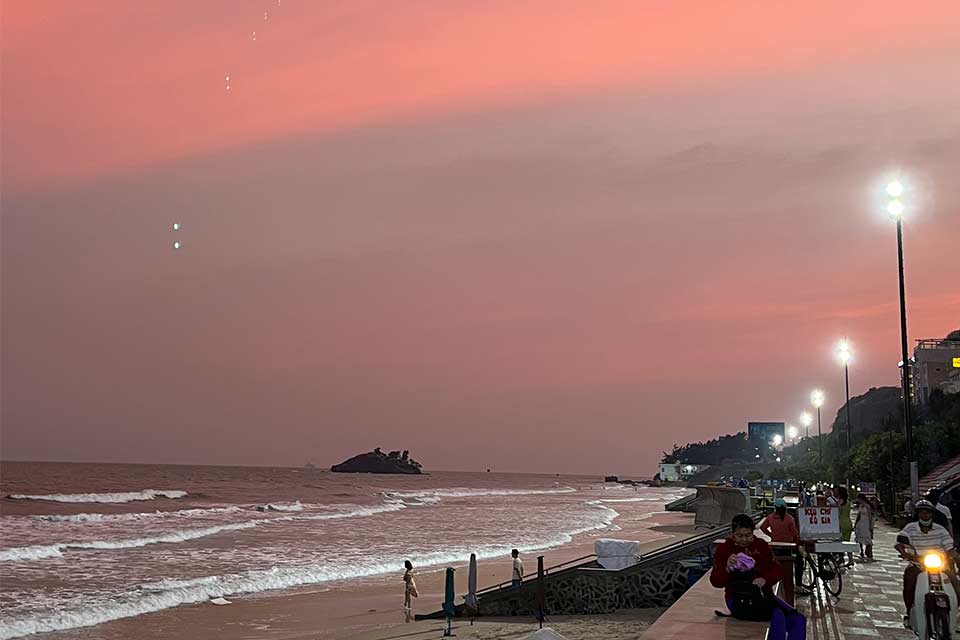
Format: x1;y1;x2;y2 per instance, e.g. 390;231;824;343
796;520;913;640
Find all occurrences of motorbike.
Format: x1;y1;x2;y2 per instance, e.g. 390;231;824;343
897;534;958;640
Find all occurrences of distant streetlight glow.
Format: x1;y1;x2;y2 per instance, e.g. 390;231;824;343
772;434;783;447
811;388;825;463
836;340;853;364
787;425;799;439
837;338;854;457
800;412;812;428
811;390;825;408
886;180;904;198
887;199;905;219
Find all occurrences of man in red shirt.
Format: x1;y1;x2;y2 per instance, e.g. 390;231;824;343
712;513;784;597
711;514;806;640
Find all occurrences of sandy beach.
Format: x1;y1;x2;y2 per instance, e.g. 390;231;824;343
46;513;693;640
347;610;664;640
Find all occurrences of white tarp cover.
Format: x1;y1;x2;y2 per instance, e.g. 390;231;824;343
522;628;569;640
594;538;640;570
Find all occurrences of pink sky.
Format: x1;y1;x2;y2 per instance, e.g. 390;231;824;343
3;1;959;474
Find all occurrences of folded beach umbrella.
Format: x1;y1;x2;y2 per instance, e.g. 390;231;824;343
465;553;479;619
443;567;456;636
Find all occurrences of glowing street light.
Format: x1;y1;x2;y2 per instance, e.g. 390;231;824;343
811;389;825;464
883;177;917;501
772;434;783;447
835;339;854;459
799;412;812;439
787;425;799;440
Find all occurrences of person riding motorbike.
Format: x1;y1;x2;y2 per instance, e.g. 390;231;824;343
894;499;960;627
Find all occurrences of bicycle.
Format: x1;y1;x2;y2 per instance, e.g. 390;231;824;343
798;542;843;597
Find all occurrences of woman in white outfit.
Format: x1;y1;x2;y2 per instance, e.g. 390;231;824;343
854;493;874;561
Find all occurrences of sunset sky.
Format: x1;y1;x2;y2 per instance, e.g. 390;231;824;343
3;1;959;474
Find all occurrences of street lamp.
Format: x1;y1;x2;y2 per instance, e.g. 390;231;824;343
885;178;917;502
787;424;799;441
799;412;812;439
811;389;825;464
835;340;853;454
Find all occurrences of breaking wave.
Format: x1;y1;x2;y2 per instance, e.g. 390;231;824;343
31;506;243;523
384;487;577;500
8;490;188;504
0;502;619;640
256;501;304;512
2;501;412;563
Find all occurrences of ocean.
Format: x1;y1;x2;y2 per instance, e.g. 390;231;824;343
0;462;689;639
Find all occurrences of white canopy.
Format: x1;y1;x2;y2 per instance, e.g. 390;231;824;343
594;538;640;571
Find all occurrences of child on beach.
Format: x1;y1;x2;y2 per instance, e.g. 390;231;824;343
402;560;418;622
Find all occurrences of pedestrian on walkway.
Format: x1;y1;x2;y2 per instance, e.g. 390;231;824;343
759;499;804;590
854;493;874;561
837;487;854;566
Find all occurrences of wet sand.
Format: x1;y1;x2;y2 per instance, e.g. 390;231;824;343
56;512;695;640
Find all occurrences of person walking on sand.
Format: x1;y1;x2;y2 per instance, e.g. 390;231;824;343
402;560;418;622
511;549;524;588
854;493;874;561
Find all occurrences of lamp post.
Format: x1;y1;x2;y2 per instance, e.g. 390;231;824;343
836;341;853;453
811;389;825;465
885;180;917;502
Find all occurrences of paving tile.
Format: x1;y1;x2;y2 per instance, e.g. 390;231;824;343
872;619;908;629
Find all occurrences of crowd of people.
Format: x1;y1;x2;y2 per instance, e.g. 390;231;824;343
397;483;959;636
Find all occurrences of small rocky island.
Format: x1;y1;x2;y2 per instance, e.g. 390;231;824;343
331;448;423;474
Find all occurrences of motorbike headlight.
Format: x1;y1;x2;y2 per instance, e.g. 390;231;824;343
922;552;945;570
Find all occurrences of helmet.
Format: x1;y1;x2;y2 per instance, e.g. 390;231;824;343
914;499;935;512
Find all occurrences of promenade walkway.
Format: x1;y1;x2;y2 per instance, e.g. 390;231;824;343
797;520;912;640
640;518;916;640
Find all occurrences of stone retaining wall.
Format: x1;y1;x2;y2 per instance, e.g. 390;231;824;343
476;558;697;616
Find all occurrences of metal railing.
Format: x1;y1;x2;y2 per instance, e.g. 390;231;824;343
475;553;597;595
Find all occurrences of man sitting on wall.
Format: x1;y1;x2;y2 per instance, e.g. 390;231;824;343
711;513;806;640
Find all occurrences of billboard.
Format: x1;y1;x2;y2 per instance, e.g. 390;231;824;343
747;422;785;442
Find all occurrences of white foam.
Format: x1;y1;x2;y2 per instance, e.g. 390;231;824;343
0;499;618;639
257;501;304;512
31;506;243;523
8;490;188;504
385;487;577;500
2;501;413;563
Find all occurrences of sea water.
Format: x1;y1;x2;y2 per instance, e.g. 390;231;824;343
0;462;688;639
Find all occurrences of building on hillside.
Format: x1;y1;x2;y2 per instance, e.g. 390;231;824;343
908;334;960;405
747;422;785;443
942;368;960;396
657;463;710;482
